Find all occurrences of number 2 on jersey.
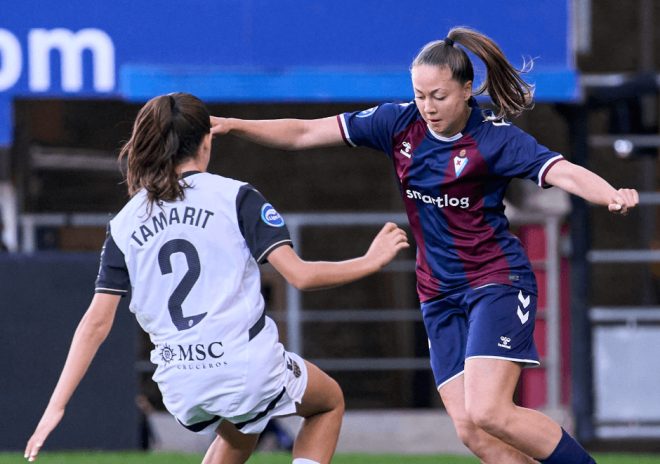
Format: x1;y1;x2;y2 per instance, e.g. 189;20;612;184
158;239;207;331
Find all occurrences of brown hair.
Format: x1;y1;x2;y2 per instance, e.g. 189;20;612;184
411;26;534;119
119;92;210;213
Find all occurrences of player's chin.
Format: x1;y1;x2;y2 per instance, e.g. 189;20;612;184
427;120;444;131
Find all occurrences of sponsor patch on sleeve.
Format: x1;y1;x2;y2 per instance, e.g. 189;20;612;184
356;106;378;118
261;203;285;227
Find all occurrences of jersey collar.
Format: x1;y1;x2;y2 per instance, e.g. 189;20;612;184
427;98;482;142
181;171;202;179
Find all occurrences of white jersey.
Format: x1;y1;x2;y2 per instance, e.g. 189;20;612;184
95;171;295;427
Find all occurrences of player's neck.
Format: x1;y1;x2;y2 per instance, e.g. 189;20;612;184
176;158;207;176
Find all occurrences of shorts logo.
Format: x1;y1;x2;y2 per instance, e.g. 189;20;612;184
498;336;512;349
357;106;377;118
261;204;285;227
287;357;302;378
517;290;530;324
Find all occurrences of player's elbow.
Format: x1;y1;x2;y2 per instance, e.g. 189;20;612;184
79;311;113;342
284;264;322;291
286;273;315;291
286;121;317;151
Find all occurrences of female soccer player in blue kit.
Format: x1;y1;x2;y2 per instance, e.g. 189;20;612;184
209;27;639;464
24;93;409;464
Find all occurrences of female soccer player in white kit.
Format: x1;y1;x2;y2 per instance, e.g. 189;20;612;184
24;92;409;464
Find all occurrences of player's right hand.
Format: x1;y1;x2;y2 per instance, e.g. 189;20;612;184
608;188;639;215
210;116;232;136
25;407;64;462
365;222;409;270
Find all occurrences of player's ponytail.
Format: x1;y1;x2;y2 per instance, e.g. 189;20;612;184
119;93;211;214
412;26;534;119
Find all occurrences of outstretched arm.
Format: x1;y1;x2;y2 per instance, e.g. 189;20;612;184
544;160;639;214
25;293;121;462
268;222;409;291
210;116;344;150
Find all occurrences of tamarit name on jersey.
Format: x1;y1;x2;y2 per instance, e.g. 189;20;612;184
131;206;215;246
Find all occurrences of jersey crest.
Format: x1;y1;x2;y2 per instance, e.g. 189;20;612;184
454;150;469;177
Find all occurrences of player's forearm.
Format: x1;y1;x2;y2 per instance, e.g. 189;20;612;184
226;118;310;150
289;257;380;291
46;313;111;410
546;161;617;206
561;165;618;205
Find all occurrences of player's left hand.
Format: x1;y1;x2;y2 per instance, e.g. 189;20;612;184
25;407;64;461
210;116;231;136
608;188;639;215
365;222;410;270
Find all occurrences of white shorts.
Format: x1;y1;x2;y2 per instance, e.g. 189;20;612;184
178;351;308;435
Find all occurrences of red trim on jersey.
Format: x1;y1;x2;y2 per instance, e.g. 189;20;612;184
336;115;352;147
392;119;443;301
442;134;511;289
540;157;565;189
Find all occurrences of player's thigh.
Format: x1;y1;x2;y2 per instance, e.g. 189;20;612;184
464;357;522;415
294;360;344;418
438;372;469;422
214;419;260;452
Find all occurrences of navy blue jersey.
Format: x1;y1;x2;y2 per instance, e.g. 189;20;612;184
338;100;563;301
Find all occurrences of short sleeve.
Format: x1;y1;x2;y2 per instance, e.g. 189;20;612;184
95;224;130;296
236;184;293;264
489;125;564;188
337;103;410;155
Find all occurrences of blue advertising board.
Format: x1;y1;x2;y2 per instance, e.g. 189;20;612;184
0;0;577;146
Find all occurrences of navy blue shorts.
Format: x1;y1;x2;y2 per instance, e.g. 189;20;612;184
421;284;540;389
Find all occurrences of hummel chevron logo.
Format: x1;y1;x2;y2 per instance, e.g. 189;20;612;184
400;141;412;158
517;290;530;324
498;336;512;350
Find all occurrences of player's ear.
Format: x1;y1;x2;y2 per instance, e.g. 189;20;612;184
463;81;473;101
199;132;212;152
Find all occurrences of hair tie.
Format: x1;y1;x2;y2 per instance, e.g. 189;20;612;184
444;37;454;47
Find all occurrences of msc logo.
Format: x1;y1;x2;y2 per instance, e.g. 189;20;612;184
158;342;226;368
261;203;285;227
0;28;115;92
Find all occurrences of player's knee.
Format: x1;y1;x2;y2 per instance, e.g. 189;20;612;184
453;418;481;448
465;402;508;436
327;377;345;415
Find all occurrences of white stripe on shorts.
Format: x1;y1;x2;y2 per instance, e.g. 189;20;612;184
465;355;540;368
437;370;465;391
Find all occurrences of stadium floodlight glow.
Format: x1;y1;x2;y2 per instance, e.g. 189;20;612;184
613;139;634;158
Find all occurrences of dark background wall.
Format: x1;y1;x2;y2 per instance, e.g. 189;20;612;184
0;253;138;452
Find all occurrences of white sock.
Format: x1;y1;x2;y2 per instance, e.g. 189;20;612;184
292;459;321;464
